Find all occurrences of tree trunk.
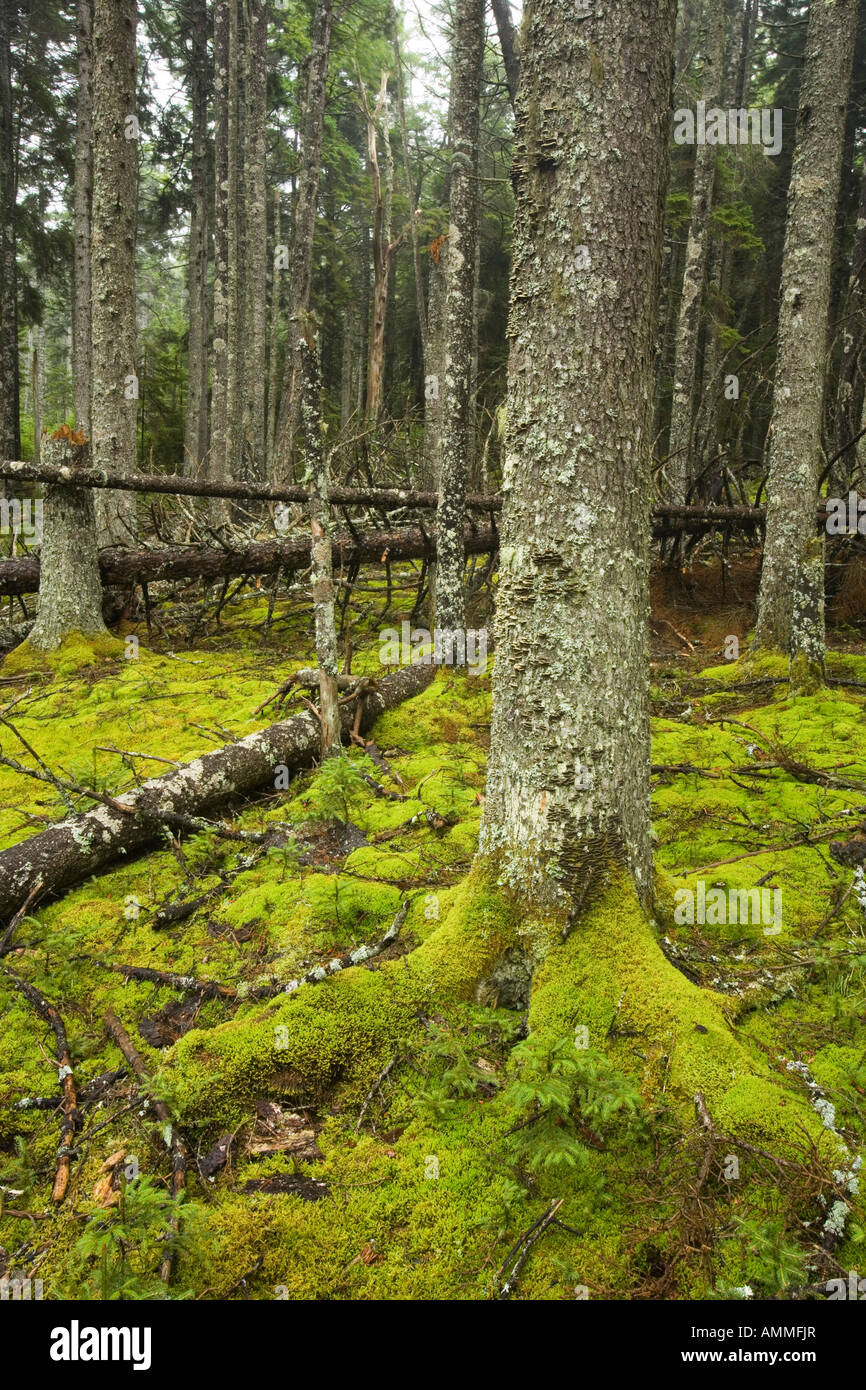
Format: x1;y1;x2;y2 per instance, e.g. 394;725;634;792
752;0;858;681
490;0;519;109
479;0;676;913
299;313;340;756
211;0;230;484
273;0;334;480
363;73;397;422
27;434;108;651
241;0;268;482
184;0;209;475
390;3;427;364
434;0;483;641
90;0;138;544
73;0;93;443
224;0;242;484
266;189;283;474
0;660;436;921
667;0;726;503
0;0;19;465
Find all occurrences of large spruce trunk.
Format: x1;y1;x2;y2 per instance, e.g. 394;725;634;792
479;0;676;914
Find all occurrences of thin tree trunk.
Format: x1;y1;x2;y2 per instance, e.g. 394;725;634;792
363;72;396;422
752;0;858;682
211;0;230;482
242;0;268;482
479;0;676;911
0;0;19;465
224;0;241;483
299;312;340;756
490;0;519;109
273;0;334;480
184;0;209;475
667;0;726;503
73;0;93;443
91;0;138;544
266;189;283;473
390;3;427;362
434;0;483;642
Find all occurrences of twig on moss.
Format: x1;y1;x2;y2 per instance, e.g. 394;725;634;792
497;1198;565;1300
3;969;78;1202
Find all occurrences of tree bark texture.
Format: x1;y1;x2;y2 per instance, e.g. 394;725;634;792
90;0;138;544
479;0;677;912
27;436;108;651
753;0;858;675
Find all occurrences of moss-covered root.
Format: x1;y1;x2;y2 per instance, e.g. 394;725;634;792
168;868;522;1128
529;869;836;1156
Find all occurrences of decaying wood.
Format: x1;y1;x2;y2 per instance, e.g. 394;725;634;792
0;523;497;597
0;660;436;920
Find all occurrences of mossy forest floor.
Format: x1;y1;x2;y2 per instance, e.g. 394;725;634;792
1;558;866;1301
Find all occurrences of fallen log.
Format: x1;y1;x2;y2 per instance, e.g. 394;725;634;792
0;456;502;512
0;523;497;597
0;660;436;920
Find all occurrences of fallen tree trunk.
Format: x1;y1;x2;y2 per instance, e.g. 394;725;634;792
0;660;436;920
0;524;497;597
0;457;500;512
0;506;853;599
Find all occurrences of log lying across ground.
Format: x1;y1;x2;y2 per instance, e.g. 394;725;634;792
0;660;436;922
0;524;497;597
0;457;501;512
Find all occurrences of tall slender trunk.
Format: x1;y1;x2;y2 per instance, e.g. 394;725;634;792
266;188;282;474
479;0;676;911
241;0;268;481
752;0;858;681
73;0;93;443
390;3;426;365
667;0;726;503
490;0;519;109
91;0;138;544
184;0;209;475
434;0;483;641
273;0;334;481
224;0;241;482
299;311;339;756
363;72;396;422
0;0;19;465
211;0;230;482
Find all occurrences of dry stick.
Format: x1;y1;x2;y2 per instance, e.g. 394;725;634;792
3;970;78;1201
92;959;237;999
0;877;43;957
250;899;410;1000
497;1198;565;1300
356;1054;400;1133
103;1007;187;1285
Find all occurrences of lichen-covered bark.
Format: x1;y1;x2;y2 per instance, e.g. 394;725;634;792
0;0;19;465
479;0;676;912
0;660;435;921
183;0;209;474
435;0;483;639
91;0;138;543
667;0;725;503
363;72;395;422
241;0;268;481
73;0;93;442
299;314;340;755
211;0;229;481
273;0;334;481
753;0;857;674
28;437;108;651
